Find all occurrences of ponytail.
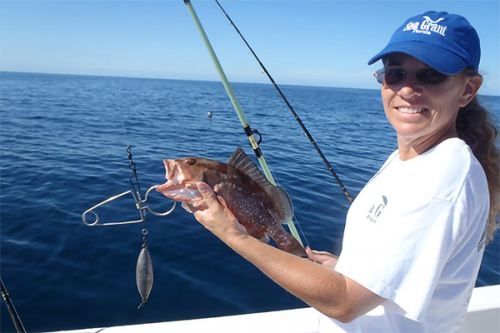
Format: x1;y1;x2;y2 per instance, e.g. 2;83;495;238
456;81;500;244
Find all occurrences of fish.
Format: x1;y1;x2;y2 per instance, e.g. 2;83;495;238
156;147;307;258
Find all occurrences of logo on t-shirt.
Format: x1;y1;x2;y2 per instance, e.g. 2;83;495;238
366;195;388;223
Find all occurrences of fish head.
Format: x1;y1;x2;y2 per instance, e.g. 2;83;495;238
156;157;226;202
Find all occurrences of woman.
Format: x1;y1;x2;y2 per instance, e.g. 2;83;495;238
184;11;499;332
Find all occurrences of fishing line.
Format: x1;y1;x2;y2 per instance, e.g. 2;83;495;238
91;1;129;140
183;0;292;235
184;0;307;247
214;0;353;204
109;75;129;140
102;31;128;138
89;2;156;308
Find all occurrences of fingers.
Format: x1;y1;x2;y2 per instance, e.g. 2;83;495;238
216;195;236;221
306;247;338;264
217;195;226;207
196;182;236;220
306;247;317;262
196;181;213;198
185;182;243;235
181;200;208;213
180;182;221;215
196;182;221;210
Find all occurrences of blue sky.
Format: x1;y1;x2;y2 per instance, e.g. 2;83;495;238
1;0;499;95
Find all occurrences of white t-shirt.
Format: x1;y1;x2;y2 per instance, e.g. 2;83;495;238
320;138;489;333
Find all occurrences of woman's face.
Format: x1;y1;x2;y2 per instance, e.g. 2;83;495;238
380;53;480;149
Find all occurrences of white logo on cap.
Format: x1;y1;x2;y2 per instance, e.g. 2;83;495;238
403;16;447;36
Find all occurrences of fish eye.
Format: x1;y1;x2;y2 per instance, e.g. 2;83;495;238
186;158;196;166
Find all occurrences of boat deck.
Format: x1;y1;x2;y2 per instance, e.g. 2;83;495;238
50;285;500;333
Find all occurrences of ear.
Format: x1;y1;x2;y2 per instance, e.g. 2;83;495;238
459;75;483;107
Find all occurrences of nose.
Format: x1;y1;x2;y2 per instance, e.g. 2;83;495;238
397;75;423;99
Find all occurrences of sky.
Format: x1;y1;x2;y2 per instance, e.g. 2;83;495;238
1;0;499;96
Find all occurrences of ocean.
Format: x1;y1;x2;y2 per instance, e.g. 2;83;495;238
1;71;499;333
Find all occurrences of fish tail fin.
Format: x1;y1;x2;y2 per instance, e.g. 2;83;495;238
272;225;308;258
287;236;308;258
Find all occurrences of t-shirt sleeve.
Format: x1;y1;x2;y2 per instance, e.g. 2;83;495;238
335;193;459;322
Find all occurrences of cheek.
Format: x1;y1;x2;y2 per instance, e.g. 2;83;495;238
434;101;460;123
435;79;466;106
178;166;194;179
381;87;395;114
431;86;463;119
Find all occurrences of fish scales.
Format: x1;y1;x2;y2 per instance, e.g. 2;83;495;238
156;147;307;258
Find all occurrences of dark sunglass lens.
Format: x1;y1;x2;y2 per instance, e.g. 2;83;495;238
417;69;448;84
374;69;385;84
385;69;406;85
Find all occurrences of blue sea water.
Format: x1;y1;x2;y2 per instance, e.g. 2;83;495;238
0;71;499;333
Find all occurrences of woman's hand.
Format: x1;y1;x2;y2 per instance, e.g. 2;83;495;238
306;247;338;270
182;182;249;247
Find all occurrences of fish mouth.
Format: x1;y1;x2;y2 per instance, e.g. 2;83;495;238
157;161;202;202
164;160;176;181
156;182;203;202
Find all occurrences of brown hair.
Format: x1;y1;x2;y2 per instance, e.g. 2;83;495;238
456;70;500;244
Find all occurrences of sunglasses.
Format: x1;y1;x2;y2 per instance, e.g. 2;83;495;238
374;68;449;85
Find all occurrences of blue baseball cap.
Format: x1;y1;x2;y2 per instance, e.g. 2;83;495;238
368;11;480;74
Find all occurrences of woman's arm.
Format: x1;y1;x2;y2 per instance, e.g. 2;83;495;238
189;182;385;323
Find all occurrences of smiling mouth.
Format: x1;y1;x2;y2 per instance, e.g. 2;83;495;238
397;107;428;114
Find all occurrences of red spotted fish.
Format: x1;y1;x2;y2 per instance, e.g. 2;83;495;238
156;147;307;258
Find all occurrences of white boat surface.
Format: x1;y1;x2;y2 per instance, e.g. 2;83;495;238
49;284;500;333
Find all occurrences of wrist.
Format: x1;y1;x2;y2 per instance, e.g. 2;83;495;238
224;232;253;253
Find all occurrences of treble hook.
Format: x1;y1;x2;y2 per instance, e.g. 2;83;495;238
82;185;176;226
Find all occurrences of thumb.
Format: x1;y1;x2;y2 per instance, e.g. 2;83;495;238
305;247;317;262
197;182;222;211
196;182;215;201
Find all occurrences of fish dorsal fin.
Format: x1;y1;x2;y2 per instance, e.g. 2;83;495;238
228;147;269;186
228;147;294;224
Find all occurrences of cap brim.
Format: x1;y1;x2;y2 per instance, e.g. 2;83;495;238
367;41;468;75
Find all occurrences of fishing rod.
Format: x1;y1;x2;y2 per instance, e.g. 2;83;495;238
214;0;353;204
183;0;303;246
1;278;27;333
